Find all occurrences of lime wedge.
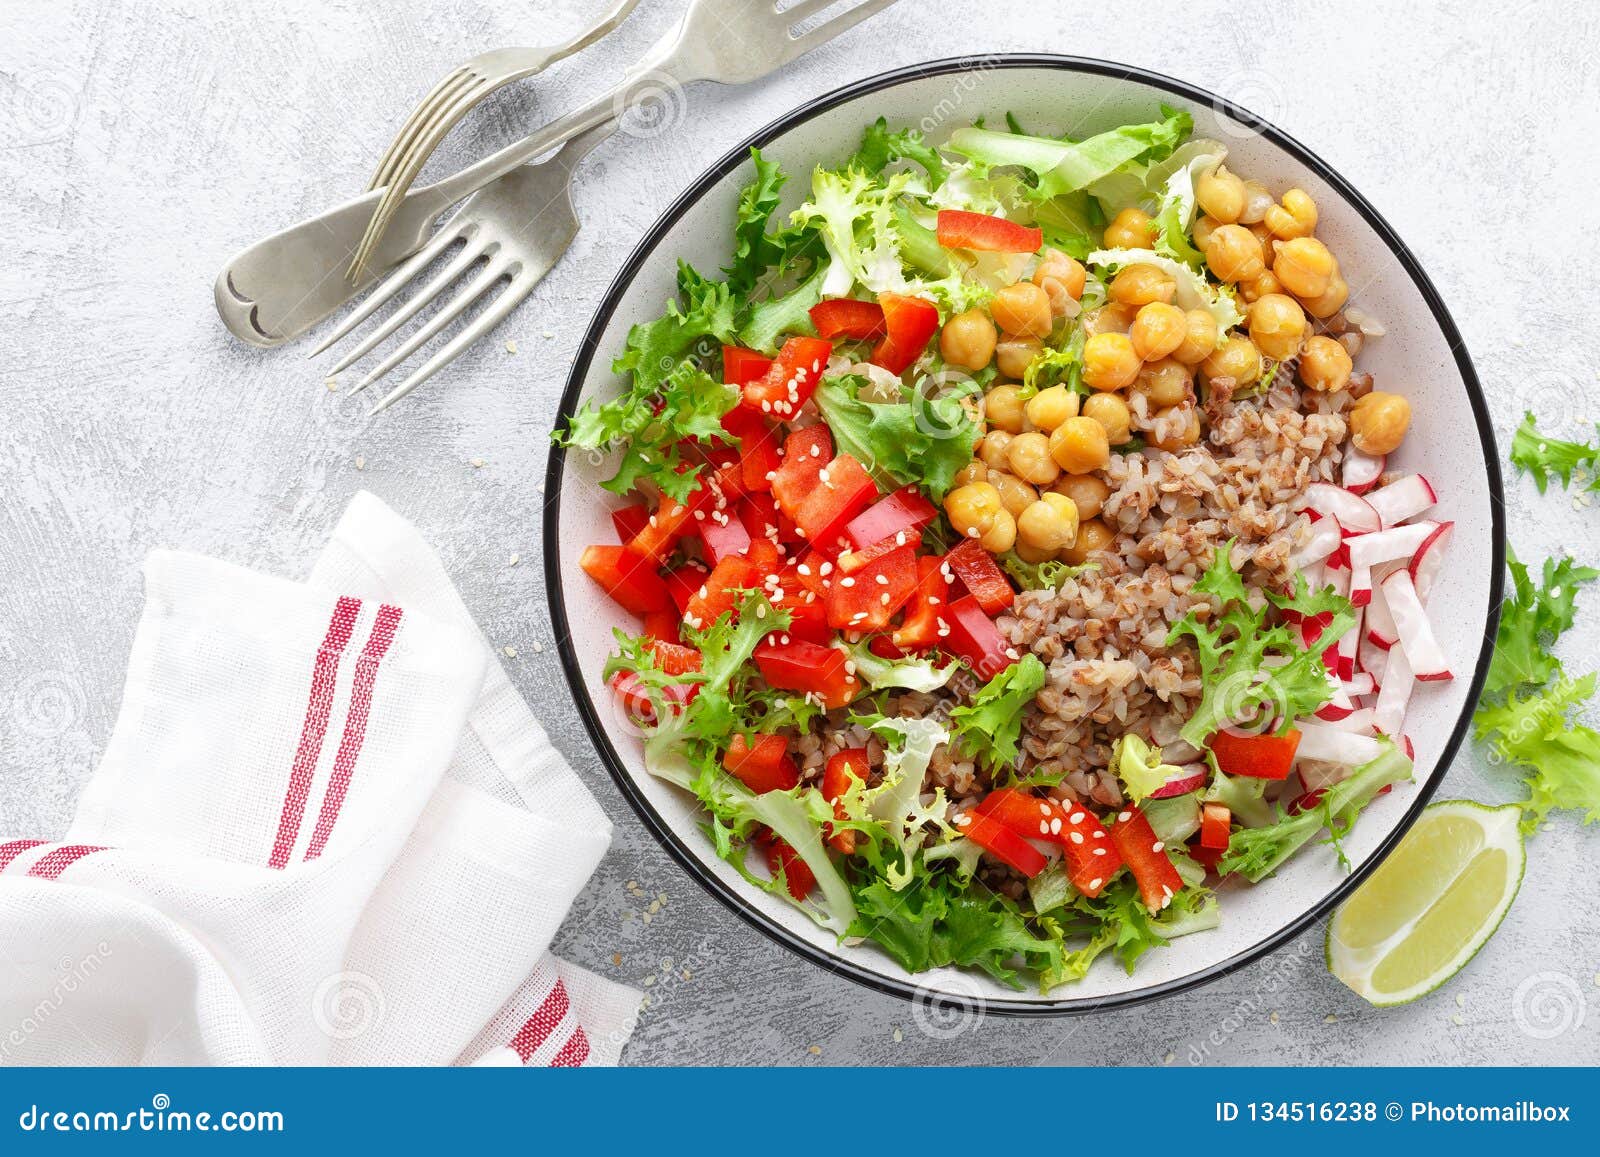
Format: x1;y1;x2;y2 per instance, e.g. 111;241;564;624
1326;799;1525;1006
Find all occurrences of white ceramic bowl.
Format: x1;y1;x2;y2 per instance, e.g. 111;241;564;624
546;57;1504;1013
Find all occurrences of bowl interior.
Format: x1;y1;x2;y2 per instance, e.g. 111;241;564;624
548;59;1501;1011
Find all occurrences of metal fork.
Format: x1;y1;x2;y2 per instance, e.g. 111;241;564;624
344;0;901;278
311;122;612;415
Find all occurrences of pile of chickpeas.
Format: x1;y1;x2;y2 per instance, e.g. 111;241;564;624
936;169;1413;565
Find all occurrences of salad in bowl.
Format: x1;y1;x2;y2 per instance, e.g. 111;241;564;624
557;101;1462;994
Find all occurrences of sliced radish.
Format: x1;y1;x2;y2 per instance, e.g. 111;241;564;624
1346;521;1439;572
1291;514;1343;569
1407;521;1454;603
1148;766;1208;799
1365;566;1400;649
1316;675;1354;721
1342;672;1375;697
1301;560;1325;592
1337;614;1361;680
1342;447;1386;494
1373;643;1415;735
1349;564;1373;607
1359;636;1389;687
1402;735;1415;761
1366;473;1437;528
1381;569;1452;681
1295;720;1386;766
1327;706;1377;734
1304;483;1381;534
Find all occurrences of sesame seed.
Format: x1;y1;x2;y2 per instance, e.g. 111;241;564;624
1152;841;1164;853
1070;831;1084;844
1039;820;1050;835
819;562;834;576
1069;812;1084;824
879;593;890;605
1118;811;1132;823
1093;847;1107;856
875;574;889;585
1049;817;1062;835
1089;877;1103;890
839;577;856;588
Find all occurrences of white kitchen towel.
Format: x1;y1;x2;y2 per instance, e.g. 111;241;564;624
0;492;638;1066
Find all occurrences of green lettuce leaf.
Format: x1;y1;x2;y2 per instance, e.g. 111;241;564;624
1000;553;1096;591
1509;411;1600;493
737;260;828;353
812;373;982;500
1111;733;1185;803
846;640;958;692
1474;672;1600;833
946;106;1191;202
1482;548;1599;699
949;654;1048;772
848;117;947;187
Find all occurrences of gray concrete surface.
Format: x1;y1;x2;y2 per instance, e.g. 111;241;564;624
3;0;1597;1066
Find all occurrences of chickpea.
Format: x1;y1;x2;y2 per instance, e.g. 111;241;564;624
1150;404;1202;452
1171;310;1220;365
978;429;1014;471
1082;302;1136;337
1298;335;1354;393
1082;332;1141;392
1130;302;1187;361
1017;493;1081;553
1248;221;1276;264
1200;335;1263;392
1024;384;1080;432
1273;236;1336;300
1239;179;1273;225
1103;206;1154;249
952;459;988;488
990;282;1053;338
995;337;1042;380
1061;517;1115;565
1013;539;1057;565
984;384;1026;434
1135;358;1194;408
1082;392;1133;445
1350;391;1411;455
940;309;998;371
1238;269;1283;304
1301;273;1349;320
1049;416;1111;474
1034;250;1086;301
1052;472;1111;520
944;481;1004;540
979;508;1018;553
1264;188;1318;240
1247;293;1308;362
1194;165;1246;224
1109;264;1177;307
1192;214;1220;251
1205;224;1265;284
990;470;1039;517
1005;430;1061;486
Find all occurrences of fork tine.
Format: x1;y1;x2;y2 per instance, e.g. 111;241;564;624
791;0;898;47
309;221;468;358
778;0;855;24
348;261;508;393
367;67;475;192
368;276;533;414
331;243;487;376
372;74;488;194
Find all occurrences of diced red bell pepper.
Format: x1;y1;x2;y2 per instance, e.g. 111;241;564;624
944;538;1015;615
753;637;859;709
891;557;948;651
723;733;800;794
649;638;702;677
662;562;709;616
975;788;1121;898
826;544;918;632
1189;840;1226;873
683;555;761;629
610;671;695;725
695;510;752;565
579;545;672;615
722;345;773;385
627;486;708;563
942;594;1016;679
641;610;683;643
741;336;833;419
795;455;880;551
790;549;834;599
774;589;831;644
1200;802;1232;850
1209;729;1301;781
764;836;816;900
809;297;886;341
870;292;940;376
746;536;784;577
720;406;783;493
936;208;1043;253
823;748;869;854
954;809;1048;878
737;493;784;546
868;636;908;659
845;485;939;554
771;425;834;521
611;503;651;545
1108;805;1186;913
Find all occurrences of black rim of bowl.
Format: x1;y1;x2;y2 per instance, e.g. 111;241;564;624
544;54;1506;1016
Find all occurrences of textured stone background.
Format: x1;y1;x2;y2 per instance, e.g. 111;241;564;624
2;0;1597;1065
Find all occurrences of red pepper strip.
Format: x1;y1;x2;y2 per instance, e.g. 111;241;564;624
942;594;1016;679
891;556;947;650
1200;802;1232;850
1108;805;1186;913
695;511;752;565
789;549;833;599
935;208;1044;253
868;636;908;659
764;836;816;900
771;425;834;523
720;406;783;493
610;671;695;725
648;639;702;677
611;503;651;545
954;810;1048;878
723;733;799;794
773;588;831;644
795;454;880;551
1209;729;1301;781
825;544;918;632
661;562;709;616
741;336;833;419
752;637;859;710
975;788;1120;898
869;293;940;376
809;297;887;341
683;555;761;630
1189;840;1225;873
722;345;774;385
944;538;1015;615
737;493;785;548
579;545;672;615
845;485;938;553
640;611;683;644
822;748;868;854
627;485;709;562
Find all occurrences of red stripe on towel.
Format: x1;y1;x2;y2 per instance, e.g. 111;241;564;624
268;596;361;869
27;845;106;879
508;981;570;1063
549;1028;591;1067
0;839;46;872
303;604;404;862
